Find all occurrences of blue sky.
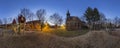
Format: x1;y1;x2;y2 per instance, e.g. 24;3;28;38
0;0;120;21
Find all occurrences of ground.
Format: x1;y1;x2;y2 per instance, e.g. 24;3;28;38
0;28;120;48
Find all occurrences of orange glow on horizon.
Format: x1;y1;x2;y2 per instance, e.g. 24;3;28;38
43;22;51;32
60;25;65;30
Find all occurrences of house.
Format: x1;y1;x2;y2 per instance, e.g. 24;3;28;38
66;10;83;31
0;15;42;32
25;20;41;31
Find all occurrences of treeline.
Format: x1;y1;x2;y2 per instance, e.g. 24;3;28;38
81;7;120;30
0;8;63;31
0;7;120;30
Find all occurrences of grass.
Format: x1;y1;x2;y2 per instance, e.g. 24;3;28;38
43;28;89;37
0;32;74;48
0;29;120;48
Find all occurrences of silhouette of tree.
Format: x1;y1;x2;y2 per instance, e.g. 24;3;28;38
98;13;107;29
84;7;101;30
8;17;12;24
114;16;120;27
84;7;93;24
36;9;46;31
93;8;100;22
3;18;7;29
99;13;107;23
20;8;34;21
28;13;34;21
79;15;86;22
49;13;63;28
0;19;2;25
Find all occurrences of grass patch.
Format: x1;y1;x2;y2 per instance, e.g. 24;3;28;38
44;29;89;37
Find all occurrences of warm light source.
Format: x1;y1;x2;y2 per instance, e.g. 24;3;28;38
43;22;51;32
60;24;65;30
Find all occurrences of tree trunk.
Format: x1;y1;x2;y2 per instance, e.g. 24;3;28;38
40;21;43;31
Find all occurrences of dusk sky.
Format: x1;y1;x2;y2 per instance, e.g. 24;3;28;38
0;0;120;21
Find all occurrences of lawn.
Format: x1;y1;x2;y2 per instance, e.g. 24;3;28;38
0;29;120;48
0;28;120;48
43;28;89;37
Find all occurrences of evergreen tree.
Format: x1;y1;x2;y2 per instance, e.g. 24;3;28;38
93;8;100;22
84;7;101;30
84;7;93;24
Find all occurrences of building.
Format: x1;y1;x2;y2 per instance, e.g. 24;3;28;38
0;15;42;32
66;10;83;31
25;20;41;31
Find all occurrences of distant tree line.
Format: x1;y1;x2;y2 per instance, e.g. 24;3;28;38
19;8;63;31
0;7;120;31
82;7;120;30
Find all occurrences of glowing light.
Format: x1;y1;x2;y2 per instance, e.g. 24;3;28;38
43;22;51;32
60;24;65;30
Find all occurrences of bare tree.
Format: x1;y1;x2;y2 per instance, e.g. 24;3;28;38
99;13;107;23
20;8;34;21
20;8;35;31
114;16;120;28
79;15;86;22
36;9;46;31
0;18;2;25
8;17;13;24
49;13;63;28
99;13;107;29
3;18;8;29
28;13;34;21
3;18;7;24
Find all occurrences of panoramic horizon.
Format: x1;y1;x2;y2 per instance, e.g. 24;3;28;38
0;0;120;48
